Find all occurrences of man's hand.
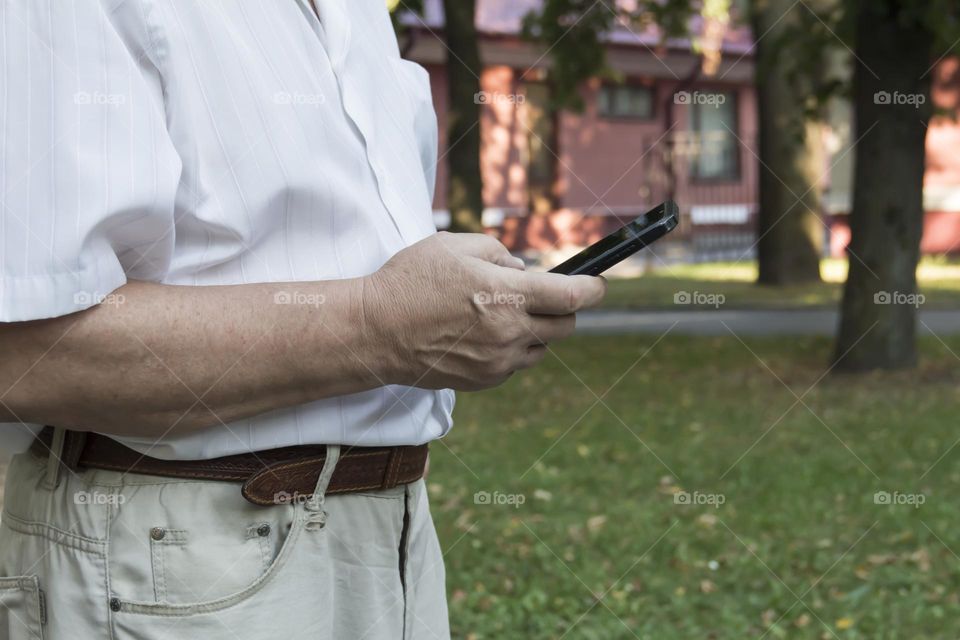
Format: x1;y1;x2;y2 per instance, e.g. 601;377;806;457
0;232;605;436
363;232;607;391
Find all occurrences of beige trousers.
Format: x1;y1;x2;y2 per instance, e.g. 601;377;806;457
0;444;449;639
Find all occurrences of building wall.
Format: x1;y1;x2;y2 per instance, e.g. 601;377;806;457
824;56;960;257
425;60;760;253
418;33;960;258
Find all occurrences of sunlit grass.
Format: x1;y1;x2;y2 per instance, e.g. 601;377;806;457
435;334;960;638
600;258;960;309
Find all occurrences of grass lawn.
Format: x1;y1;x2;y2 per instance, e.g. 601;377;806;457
600;259;960;309
431;334;960;638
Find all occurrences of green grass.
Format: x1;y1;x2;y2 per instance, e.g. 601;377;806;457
432;335;960;638
601;259;960;309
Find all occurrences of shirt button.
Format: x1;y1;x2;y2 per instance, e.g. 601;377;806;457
257;524;271;537
150;527;166;541
109;597;122;612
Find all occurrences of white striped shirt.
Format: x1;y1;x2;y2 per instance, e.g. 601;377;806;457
0;0;454;459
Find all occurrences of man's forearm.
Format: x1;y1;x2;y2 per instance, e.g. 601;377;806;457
0;279;390;438
0;232;606;441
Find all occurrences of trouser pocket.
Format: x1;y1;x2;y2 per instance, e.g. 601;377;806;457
0;576;45;640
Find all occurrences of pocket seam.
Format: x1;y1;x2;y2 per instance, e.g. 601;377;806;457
1;513;105;556
246;523;274;574
116;511;305;617
0;575;45;639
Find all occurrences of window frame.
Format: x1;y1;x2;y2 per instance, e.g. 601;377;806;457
689;89;741;183
596;82;657;121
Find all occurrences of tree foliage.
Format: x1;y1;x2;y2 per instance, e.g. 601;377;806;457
521;0;708;111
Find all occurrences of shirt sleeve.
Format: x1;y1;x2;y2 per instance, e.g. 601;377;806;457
0;0;181;322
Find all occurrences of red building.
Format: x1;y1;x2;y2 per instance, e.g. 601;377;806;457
404;1;960;260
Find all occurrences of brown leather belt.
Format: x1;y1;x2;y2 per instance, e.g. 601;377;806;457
31;426;429;506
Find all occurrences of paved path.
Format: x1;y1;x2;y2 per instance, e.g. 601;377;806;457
576;308;960;336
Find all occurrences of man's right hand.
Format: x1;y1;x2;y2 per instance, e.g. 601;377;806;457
0;231;603;436
362;232;608;391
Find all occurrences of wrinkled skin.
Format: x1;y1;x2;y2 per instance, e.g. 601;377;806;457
364;232;607;391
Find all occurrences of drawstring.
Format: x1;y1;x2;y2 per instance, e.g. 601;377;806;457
304;444;340;531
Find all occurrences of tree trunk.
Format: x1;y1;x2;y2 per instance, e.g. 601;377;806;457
523;82;560;216
833;2;932;371
442;0;484;233
752;0;823;285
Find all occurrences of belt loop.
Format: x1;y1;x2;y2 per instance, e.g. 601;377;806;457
43;427;67;489
304;445;340;530
383;447;399;490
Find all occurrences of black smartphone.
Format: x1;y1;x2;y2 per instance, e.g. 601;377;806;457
548;201;679;276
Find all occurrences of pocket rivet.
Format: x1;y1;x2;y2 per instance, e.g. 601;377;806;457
257;523;271;537
150;527;166;541
109;597;122;612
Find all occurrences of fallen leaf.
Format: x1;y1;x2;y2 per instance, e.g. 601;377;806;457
910;548;931;572
587;515;607;532
867;553;896;565
836;617;854;630
533;489;553;502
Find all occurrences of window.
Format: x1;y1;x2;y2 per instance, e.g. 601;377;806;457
598;84;654;119
690;91;739;181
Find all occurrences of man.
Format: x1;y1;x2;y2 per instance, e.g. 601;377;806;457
0;1;605;638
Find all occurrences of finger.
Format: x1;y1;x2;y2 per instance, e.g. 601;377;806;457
515;271;607;315
442;232;525;269
515;343;548;370
526;314;576;345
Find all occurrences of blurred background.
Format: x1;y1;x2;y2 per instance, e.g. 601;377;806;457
385;0;960;637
